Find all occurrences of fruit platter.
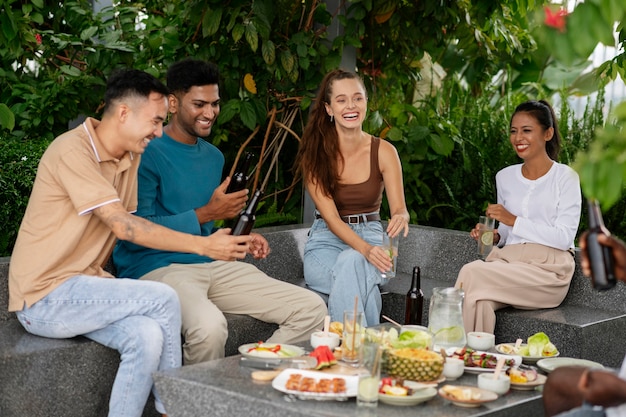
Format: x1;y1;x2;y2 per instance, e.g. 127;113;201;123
449;347;522;373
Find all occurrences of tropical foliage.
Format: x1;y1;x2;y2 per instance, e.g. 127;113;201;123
1;0;625;256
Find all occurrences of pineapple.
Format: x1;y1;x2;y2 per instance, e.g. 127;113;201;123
385;348;444;382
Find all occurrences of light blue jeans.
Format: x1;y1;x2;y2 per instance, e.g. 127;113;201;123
304;216;388;326
16;275;182;417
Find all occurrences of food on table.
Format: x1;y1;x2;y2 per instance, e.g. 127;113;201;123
506;365;538;383
386;348;444;381
251;370;282;381
441;385;482;401
246;342;300;358
285;373;346;394
379;376;414;396
451;347;516;368
499;332;559;357
309;345;337;370
329;321;343;337
525;332;558;357
365;326;432;349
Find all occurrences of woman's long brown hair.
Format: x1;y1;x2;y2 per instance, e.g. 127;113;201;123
294;69;366;197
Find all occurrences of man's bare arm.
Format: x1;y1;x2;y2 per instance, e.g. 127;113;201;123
95;201;250;261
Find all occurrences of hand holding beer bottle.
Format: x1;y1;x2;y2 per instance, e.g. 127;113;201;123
580;227;626;286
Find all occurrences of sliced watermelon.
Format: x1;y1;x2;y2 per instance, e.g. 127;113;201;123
309;345;337;370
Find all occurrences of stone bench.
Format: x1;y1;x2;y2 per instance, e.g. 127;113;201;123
2;223;626;416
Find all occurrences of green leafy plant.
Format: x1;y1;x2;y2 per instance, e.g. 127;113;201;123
0;136;51;255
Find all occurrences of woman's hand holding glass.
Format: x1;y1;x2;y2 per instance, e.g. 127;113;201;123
366;244;393;274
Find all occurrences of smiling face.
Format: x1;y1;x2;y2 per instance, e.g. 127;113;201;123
324;78;367;130
509;112;554;161
167;84;220;144
121;92;168;155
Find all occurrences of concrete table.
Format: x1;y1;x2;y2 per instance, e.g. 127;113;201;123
154;354;544;417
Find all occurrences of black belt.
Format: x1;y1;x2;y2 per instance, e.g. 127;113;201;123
315;213;381;224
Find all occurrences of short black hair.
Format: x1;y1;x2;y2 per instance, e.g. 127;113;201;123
166;59;220;94
104;69;169;113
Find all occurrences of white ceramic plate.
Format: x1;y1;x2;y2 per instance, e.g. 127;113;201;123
238;343;305;359
459;350;522;374
510;373;548;390
495;343;560;364
379;386;437;406
438;385;498;407
271;368;358;401
536;357;605;374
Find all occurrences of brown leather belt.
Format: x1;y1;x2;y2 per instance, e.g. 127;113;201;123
315;213;381;224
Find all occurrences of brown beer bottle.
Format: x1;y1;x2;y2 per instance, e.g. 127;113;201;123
586;199;616;290
405;266;424;325
226;152;254;194
231;189;262;236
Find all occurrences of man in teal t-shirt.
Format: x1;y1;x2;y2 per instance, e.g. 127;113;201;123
113;59;327;364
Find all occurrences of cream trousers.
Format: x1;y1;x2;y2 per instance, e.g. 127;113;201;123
454;243;575;334
141;261;326;364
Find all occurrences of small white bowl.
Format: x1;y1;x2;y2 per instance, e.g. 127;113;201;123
442;357;465;380
477;373;510;395
310;331;340;350
467;331;495;351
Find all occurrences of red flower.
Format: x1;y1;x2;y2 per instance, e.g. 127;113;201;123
35;33;42;44
544;6;567;33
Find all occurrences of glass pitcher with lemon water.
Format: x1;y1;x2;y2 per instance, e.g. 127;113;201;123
428;287;467;350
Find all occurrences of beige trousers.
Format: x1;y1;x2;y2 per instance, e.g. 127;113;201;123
141;261;327;364
454;243;575;334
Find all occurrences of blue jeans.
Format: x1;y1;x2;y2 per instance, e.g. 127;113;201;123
303;217;388;326
16;275;182;417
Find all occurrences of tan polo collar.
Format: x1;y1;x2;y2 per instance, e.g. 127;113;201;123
82;117;135;163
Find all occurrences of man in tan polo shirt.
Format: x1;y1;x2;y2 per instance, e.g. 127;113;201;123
8;69;254;417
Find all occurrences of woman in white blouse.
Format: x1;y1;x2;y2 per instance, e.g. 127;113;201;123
455;100;582;333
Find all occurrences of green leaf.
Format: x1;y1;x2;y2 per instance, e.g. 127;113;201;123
232;24;244;42
429;133;454;156
280;50;295;73
202;7;222;37
296;43;308;58
262;40;275;65
239;101;257;130
567;4;603;58
245;23;258;52
226;6;240;31
386;126;403;141
31;0;44;8
218;100;240;124
0;104;16;131
60;65;81;77
368;110;383;130
80;26;98;41
407;125;430;142
31;12;44;25
0;12;17;41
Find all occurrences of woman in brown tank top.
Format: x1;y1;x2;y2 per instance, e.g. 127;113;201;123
294;69;410;326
